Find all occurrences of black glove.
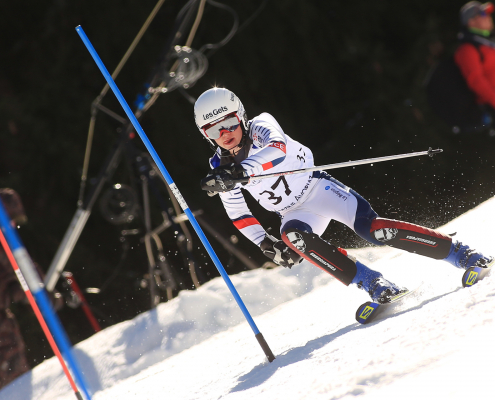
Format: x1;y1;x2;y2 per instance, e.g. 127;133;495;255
260;234;303;268
200;163;248;196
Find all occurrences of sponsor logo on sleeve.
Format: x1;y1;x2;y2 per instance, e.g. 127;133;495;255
269;142;287;153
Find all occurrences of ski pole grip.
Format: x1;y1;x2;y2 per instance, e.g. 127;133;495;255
255;332;276;362
428;147;443;157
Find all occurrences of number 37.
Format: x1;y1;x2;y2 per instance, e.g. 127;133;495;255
259;176;292;205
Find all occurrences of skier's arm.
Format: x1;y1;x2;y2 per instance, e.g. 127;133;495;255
219;187;266;246
240;122;287;177
218;188;303;268
455;44;495;109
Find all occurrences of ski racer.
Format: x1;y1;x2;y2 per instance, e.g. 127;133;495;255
194;87;494;303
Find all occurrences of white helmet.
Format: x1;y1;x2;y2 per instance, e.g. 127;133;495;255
194;88;248;145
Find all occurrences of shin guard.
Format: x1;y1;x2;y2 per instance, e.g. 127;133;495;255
370;218;452;259
282;228;357;285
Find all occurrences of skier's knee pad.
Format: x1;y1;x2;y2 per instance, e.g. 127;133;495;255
370;217;452;259
281;222;357;285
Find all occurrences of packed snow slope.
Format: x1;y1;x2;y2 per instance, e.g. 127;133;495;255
2;197;495;400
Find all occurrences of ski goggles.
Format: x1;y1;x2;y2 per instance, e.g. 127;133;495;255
202;113;240;140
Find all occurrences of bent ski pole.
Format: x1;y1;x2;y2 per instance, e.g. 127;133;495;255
0;202;88;400
236;147;442;184
75;25;275;362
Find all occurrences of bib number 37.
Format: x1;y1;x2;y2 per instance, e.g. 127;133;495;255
259;176;292;205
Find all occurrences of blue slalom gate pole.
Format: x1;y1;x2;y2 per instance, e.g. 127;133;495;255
75;25;275;362
0;202;91;399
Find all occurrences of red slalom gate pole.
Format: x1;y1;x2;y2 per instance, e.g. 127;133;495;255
62;272;101;333
0;229;84;400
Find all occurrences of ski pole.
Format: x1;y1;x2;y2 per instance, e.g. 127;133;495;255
0;202;88;400
234;147;443;184
75;25;276;362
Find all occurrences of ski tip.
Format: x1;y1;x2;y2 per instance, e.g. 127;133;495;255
355;283;423;325
356;302;379;324
462;266;485;287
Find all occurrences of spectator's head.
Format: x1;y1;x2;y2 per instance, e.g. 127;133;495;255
460;2;494;31
0;188;27;225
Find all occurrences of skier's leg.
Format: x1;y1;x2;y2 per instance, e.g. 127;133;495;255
368;218;452;258
368;218;493;269
310;172;492;270
350;188;492;270
280;219;405;303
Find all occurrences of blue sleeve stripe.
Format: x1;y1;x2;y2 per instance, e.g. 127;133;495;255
253;233;266;243
271;155;285;167
210;153;221;168
222;188;242;196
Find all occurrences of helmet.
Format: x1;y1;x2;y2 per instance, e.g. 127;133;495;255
194;88;248;144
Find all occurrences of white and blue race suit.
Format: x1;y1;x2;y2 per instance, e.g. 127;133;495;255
209;113;371;246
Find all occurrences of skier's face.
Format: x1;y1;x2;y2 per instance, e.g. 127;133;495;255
213;124;243;153
468;13;494;31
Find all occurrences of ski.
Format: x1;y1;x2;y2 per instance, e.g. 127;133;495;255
462;259;494;288
355;285;421;325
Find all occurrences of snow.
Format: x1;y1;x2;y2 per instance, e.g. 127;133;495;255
2;197;495;400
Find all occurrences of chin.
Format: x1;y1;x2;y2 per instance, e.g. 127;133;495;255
224;143;239;151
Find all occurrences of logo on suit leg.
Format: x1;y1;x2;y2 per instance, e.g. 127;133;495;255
374;228;398;242
287;231;306;253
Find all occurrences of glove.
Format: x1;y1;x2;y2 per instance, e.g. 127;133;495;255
200;163;248;196
260;234;303;268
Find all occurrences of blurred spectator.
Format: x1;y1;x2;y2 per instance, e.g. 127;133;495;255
0;188;30;388
426;1;495;133
0;188;63;389
455;2;495;125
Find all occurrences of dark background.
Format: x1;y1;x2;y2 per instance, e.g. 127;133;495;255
1;0;494;368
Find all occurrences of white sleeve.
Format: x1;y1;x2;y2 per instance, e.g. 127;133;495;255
218;187;266;246
240;122;287;177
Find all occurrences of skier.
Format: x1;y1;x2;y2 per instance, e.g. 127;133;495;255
193;87;494;303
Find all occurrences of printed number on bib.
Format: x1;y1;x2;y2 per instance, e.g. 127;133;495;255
259;176;292;205
297;148;306;163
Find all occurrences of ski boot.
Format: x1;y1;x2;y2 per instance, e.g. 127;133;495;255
444;241;494;270
444;241;494;287
352;261;406;304
368;277;408;304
